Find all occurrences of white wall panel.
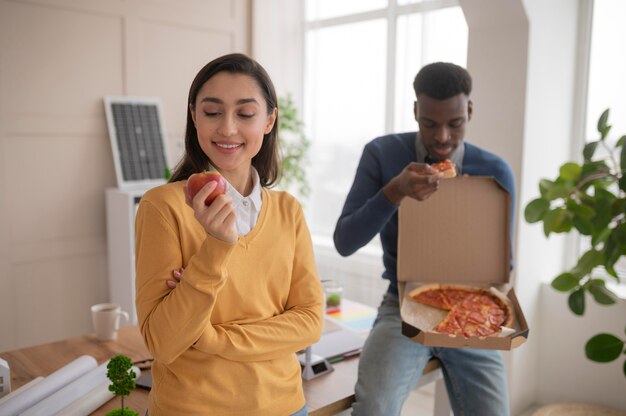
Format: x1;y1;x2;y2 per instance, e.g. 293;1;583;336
0;1;124;135
5;134;114;244
13;254;108;348
133;21;235;150
0;0;250;352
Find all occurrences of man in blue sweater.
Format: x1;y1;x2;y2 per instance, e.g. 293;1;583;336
334;62;515;416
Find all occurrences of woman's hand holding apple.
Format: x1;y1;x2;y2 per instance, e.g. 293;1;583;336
184;180;238;244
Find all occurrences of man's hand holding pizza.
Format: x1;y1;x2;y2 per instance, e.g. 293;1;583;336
383;162;443;205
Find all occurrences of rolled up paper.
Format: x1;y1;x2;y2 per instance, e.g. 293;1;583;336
0;355;97;416
0;358;10;400
20;360;112;416
0;378;43;406
54;366;141;416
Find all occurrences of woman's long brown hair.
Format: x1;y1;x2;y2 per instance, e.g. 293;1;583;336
169;53;281;187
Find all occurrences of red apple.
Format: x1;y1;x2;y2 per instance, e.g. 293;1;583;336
186;171;227;206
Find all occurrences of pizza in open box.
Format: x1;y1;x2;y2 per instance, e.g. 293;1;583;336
408;284;514;338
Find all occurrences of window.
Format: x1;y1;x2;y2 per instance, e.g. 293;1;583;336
584;0;626;286
303;0;468;248
586;0;626;143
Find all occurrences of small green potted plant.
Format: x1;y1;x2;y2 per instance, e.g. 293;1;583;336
277;94;311;199
524;109;625;377
106;355;139;416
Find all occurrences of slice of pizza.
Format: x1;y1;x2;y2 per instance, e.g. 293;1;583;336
408;284;514;338
430;158;457;178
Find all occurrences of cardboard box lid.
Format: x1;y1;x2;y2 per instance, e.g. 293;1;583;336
397;176;510;284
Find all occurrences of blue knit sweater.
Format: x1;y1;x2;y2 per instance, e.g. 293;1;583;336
333;132;516;295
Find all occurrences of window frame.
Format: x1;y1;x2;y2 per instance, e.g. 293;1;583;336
305;0;461;134
302;0;466;248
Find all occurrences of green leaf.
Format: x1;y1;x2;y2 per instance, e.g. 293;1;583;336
616;135;626;148
588;282;618;305
559;162;582;182
623;359;626;379
566;200;596;219
571;249;604;277
568;199;596;235
597;108;610;138
539;179;554;198
596;188;617;201
524;198;550;223
572;216;594;235
551;273;580;292
612;222;626;249
619;136;626;192
545;180;574;201
604;238;623;274
600;125;612;140
568;287;585;315
580;160;613;191
589;193;614;232
542;208;573;236
583;141;598;162
611;198;626;217
592;227;612;247
585;333;624;362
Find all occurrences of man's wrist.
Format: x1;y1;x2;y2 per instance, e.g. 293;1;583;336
383;180;404;205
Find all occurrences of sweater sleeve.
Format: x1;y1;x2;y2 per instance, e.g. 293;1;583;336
495;160;516;270
192;203;324;362
135;199;236;365
334;143;399;256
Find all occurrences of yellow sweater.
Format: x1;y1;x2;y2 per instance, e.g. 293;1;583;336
135;181;324;415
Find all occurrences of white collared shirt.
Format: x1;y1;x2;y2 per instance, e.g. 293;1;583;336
224;167;262;236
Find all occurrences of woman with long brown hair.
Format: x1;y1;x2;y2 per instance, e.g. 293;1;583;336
135;53;323;415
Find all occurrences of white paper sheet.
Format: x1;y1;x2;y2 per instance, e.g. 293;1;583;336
54;366;141;416
0;355;97;416
0;379;43;406
19;360;112;416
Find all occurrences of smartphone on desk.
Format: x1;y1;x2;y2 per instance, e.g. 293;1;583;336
135;373;152;390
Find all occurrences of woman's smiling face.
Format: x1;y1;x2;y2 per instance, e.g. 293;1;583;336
191;71;276;181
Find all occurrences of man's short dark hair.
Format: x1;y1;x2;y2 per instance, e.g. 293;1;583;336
413;62;472;100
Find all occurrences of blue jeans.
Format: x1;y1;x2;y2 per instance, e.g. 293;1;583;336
351;292;510;416
291;404;308;416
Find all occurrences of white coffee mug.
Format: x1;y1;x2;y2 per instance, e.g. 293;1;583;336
91;303;129;341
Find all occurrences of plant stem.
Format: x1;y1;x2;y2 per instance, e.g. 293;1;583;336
600;139;620;174
575;171;617;191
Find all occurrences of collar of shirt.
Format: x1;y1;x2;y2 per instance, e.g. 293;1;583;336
215;166;262;236
414;132;465;174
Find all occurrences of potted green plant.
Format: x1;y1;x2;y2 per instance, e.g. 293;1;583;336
106;355;139;416
524;109;625;377
277;94;311;199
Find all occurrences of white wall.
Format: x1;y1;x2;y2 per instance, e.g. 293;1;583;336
459;1;532;411
251;0;306;110
515;0;587;412
538;283;626;410
459;0;625;413
0;0;249;351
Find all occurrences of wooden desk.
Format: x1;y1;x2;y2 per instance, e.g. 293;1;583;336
0;326;362;415
1;326;445;416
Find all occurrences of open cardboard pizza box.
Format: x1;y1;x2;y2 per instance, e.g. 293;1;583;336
397;176;529;350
